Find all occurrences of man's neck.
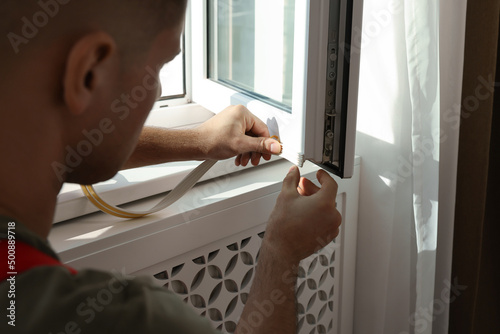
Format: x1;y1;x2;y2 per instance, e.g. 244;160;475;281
0;102;65;240
0;164;62;240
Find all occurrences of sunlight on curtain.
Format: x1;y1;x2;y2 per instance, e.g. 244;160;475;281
404;2;440;333
354;0;466;333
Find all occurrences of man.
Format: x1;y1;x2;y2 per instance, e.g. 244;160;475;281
0;1;342;333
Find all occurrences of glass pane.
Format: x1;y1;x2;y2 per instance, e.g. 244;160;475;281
159;40;185;99
208;0;295;110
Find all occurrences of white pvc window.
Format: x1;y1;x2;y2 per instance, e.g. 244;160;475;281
192;0;363;178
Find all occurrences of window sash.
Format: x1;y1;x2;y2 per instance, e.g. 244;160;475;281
191;0;362;178
192;0;308;163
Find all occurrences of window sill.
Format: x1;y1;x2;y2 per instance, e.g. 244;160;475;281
50;157;361;273
54;103;279;224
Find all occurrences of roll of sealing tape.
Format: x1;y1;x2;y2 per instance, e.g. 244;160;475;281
81;159;217;219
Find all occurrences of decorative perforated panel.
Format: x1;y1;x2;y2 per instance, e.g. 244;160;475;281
138;225;341;334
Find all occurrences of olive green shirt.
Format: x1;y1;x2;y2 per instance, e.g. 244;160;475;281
0;217;219;334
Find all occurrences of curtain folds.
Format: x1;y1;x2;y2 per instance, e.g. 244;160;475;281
404;2;440;334
354;0;467;333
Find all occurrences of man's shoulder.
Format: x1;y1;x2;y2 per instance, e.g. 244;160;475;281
0;266;218;333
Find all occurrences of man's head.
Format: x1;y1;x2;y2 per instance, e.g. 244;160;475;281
1;0;187;67
0;0;187;184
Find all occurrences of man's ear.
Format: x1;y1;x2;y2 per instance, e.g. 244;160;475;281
63;31;117;115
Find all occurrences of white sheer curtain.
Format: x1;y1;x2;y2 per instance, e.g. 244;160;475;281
353;0;467;333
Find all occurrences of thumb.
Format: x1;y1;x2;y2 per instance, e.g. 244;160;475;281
242;137;282;155
282;165;301;194
264;138;283;155
316;169;339;195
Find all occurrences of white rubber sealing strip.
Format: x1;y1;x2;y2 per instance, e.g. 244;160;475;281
81;159;218;219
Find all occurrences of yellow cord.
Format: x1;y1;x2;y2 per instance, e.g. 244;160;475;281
81;185;146;219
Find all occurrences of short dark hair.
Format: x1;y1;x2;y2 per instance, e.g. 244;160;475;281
1;0;187;67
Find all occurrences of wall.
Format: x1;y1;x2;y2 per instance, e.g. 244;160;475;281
450;1;500;332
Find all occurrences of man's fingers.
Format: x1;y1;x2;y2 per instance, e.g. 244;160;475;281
235;147;273;167
316;169;339;195
298;177;320;196
282;165;301;194
251;152;261;166
235;154;242;166
239;152;251;166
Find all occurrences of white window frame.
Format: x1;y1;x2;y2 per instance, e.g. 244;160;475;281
153;6;193;108
191;0;363;178
191;0;312;164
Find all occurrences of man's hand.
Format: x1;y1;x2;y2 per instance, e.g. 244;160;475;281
264;166;342;263
235;166;341;334
123;105;282;170
196;105;282;166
